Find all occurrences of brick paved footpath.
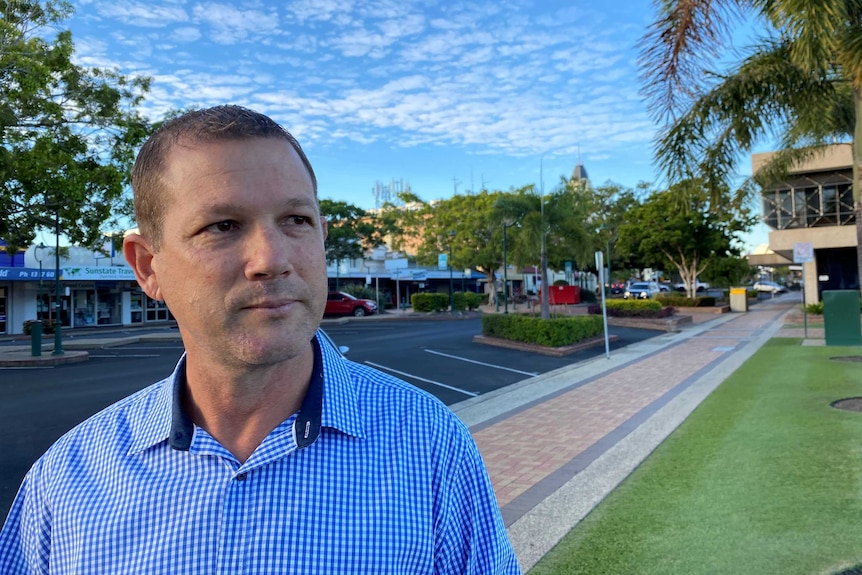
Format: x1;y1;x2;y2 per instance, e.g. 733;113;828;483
454;298;799;571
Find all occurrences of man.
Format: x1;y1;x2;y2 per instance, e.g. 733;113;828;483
0;105;520;573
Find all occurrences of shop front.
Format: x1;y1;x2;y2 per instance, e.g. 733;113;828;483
61;266;171;328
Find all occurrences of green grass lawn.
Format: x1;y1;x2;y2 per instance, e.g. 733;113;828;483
530;339;862;575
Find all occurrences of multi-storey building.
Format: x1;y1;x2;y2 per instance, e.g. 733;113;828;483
753;144;858;305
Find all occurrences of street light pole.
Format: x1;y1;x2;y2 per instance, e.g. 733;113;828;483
52;207;63;356
448;236;454;311
34;244;45;320
503;223;509;314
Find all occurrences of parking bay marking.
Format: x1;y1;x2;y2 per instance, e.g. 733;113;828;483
422;349;539;376
364;361;479;397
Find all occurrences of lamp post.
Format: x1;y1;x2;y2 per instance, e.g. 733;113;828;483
502;222;510;314
34;243;45;320
447;230;455;311
52;207;63;356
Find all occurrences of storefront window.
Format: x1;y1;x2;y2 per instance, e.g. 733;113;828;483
129;291;143;323
96;286;120;324
146;296;171;322
0;287;6;334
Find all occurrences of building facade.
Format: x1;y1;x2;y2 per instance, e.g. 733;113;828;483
753;144;858;305
0;244;172;336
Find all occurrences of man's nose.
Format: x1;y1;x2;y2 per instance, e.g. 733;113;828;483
243;224;293;280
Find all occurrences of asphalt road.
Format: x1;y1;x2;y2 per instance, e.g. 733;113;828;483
0;318;661;521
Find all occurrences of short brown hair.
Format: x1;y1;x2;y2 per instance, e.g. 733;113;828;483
131;105;317;251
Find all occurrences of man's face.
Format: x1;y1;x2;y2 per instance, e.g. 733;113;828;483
140;137;328;368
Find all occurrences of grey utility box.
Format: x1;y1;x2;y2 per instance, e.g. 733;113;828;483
729;287;748;312
823;290;862;346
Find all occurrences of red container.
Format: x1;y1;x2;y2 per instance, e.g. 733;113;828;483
548;285;580;305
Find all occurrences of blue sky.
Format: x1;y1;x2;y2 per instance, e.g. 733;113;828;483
66;0;769;249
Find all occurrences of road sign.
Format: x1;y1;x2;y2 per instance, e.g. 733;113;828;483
793;242;814;263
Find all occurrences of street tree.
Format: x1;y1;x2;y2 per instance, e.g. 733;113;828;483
617;180;754;299
319;199;386;272
1;0;151;251
493;184;592;319
415;190;506;306
640;0;862;291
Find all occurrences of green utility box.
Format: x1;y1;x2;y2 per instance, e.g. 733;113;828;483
729;287;748;312
30;320;42;356
823;290;862;346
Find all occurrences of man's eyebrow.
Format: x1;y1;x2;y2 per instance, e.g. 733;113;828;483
199;198;320;214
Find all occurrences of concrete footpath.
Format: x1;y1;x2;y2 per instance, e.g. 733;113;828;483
0;296;807;571
452;295;805;571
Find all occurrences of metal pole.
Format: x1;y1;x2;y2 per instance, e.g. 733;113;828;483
596;251;610;359
503;224;509;314
606;237;611;299
52;208;64;355
449;246;454;311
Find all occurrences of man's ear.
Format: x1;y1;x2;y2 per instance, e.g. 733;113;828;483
320;216;328;241
123;234;163;301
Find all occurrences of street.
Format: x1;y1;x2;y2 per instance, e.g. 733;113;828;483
0;318;661;520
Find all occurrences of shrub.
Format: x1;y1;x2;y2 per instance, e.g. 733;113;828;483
656;294;716;308
462;291;483;310
580;289;597;303
22;319;56;335
805;302;824;314
482;314;604;347
341;284;376;301
587;299;675;318
411;292;449;312
553;279;569;286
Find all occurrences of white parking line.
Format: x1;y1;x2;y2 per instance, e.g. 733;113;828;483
423;349;539;376
89;354;162;358
364;361;479;397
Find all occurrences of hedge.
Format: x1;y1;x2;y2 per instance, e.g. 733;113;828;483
481;314;604;347
656;294;716;307
411;291;482;312
587;299;675;318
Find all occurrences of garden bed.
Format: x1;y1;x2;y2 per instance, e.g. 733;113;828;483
473;333;618;357
606;314;693;332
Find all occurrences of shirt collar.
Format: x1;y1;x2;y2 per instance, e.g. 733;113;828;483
130;331;365;455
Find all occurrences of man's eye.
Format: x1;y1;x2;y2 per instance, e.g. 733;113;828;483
287;216;312;226
209;221;237;233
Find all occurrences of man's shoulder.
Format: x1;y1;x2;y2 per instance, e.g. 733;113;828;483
41;378;172;462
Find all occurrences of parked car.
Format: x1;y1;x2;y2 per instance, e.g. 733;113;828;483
658;283;672;292
609;282;625;295
325;291;378;317
674;279;710;292
624;281;660;300
752;281;787;294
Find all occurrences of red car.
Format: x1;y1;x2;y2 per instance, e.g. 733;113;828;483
325;292;378;317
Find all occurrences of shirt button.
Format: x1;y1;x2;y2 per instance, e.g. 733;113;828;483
236;473;248;482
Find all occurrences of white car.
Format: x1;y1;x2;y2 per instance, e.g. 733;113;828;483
624;281;660;299
753;281;786;294
674;280;710;292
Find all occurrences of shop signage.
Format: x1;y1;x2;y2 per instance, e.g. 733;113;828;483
63;266;136;281
0;267;57;280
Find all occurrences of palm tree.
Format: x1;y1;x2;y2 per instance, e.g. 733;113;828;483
639;1;862;288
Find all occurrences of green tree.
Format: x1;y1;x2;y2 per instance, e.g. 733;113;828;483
319;199;386;264
414;190;506;306
493;184;592;319
617;181;753;299
640;0;862;291
1;0;151;250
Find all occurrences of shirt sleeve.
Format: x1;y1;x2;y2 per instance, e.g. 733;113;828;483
433;421;521;575
0;464;52;575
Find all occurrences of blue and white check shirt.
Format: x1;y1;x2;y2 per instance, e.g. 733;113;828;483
0;332;520;574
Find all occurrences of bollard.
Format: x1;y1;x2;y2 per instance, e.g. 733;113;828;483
30;320;43;357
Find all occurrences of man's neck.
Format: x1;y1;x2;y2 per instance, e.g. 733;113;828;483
181;347;315;463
